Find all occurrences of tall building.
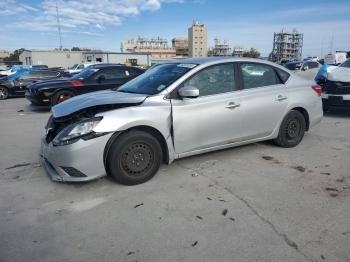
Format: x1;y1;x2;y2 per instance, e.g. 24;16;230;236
120;36;176;58
208;38;231;56
188;21;208;58
172;37;189;57
270;29;303;63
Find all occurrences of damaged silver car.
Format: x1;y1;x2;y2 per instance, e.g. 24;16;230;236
41;57;323;185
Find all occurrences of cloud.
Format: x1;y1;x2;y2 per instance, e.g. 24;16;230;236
1;0;184;35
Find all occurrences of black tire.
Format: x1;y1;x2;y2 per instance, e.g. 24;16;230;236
52;90;75;106
273;110;306;148
106;131;162;185
0;86;9;100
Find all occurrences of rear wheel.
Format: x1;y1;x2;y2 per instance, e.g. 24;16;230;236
0;86;9;100
106;131;162;185
52;90;75;106
273;110;306;148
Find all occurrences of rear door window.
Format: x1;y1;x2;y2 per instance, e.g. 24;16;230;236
92;67;127;80
40;71;59;78
240;63;282;89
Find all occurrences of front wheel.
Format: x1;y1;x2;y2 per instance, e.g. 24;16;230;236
0;86;9;100
52;90;75;106
106;131;162;185
273;110;306;148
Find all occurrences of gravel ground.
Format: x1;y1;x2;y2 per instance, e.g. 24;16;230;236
0;98;350;262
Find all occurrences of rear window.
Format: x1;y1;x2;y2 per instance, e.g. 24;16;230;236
240;63;282;89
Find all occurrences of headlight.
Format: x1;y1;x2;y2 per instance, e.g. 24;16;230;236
53;117;103;146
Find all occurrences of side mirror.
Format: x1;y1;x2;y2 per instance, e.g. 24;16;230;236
97;75;106;82
178;86;199;98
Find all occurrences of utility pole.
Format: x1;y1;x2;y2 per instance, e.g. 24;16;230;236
56;3;63;50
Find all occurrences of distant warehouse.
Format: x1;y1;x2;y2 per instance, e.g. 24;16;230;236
19;50;152;68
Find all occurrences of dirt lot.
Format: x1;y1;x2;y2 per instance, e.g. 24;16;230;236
1;98;350;262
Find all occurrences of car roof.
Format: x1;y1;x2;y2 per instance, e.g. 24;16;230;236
88;63;124;68
165;56;285;67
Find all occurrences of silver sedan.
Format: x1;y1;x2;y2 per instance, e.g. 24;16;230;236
41;57;323;185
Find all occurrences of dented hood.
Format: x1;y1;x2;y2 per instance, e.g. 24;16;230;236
52;90;148;118
327;67;350;82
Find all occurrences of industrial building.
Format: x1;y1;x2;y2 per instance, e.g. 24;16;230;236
19;50;152;68
120;37;176;58
270;29;303;63
172;37;189;57
188;21;208;58
232;45;245;57
208;38;231;56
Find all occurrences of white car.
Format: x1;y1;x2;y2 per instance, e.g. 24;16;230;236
41;57;323;185
68;63;96;75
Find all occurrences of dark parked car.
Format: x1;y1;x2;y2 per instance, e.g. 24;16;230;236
25;64;144;106
0;69;69;100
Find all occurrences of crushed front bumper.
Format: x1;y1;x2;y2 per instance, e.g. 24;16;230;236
40;130;113;182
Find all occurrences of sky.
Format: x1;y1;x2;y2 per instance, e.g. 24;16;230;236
0;0;350;57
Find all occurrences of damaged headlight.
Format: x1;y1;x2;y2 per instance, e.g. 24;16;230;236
53;117;103;146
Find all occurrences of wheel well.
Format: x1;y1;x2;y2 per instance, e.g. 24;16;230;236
104;126;170;165
291;107;310;131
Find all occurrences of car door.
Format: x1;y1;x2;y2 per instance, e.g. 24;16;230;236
171;63;245;154
237;62;289;140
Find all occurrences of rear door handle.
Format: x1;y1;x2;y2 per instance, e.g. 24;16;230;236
276;95;287;101
226;102;240;109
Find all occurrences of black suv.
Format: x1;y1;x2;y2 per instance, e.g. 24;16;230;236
0;69;69;100
25;64;144;106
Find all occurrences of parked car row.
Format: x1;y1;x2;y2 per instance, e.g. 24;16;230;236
0;68;70;100
0;64;144;104
40;57;323;185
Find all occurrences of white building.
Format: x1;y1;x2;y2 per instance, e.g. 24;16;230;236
19;50;152;68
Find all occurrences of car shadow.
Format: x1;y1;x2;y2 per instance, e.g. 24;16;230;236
25;103;51;113
324;108;350;118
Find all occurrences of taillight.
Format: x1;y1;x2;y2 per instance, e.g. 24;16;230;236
71;80;84;87
312;84;322;97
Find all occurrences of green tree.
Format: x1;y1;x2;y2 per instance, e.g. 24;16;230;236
243;48;260;58
71;47;81;51
3;49;24;63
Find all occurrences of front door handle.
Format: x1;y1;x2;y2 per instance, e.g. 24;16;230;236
276;95;287;101
226;102;240;109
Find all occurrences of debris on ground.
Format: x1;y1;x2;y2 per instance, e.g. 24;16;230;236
292;165;306;173
207;197;212;201
191;173;199;177
134;203;144;208
325;187;338;192
127;251;135;256
191;241;198;247
229;217;235;221
262;156;274;160
321;172;331;176
196;216;203;220
5;163;31;170
17;109;24;112
222;209;228;216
